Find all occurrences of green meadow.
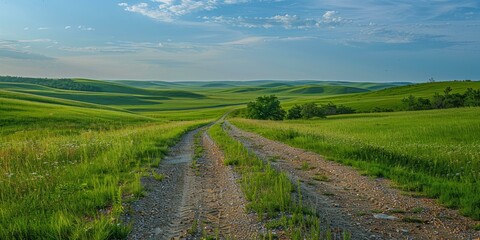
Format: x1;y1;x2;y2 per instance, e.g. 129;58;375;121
230;107;480;219
1;76;479;239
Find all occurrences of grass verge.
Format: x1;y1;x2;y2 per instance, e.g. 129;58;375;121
208;122;349;239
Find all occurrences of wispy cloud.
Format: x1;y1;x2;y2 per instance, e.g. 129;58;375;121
78;25;95;31
118;0;250;22
65;26;72;30
202;11;348;29
58;40;206;54
221;36;314;45
0;47;54;60
37;27;49;31
18;39;57;44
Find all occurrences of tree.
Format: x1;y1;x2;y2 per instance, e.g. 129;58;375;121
432;92;445;109
402;86;480;110
336;105;356;114
300;102;326;119
286;104;302;120
246;95;286;120
402;95;417;110
464;88;480;107
320;102;337;115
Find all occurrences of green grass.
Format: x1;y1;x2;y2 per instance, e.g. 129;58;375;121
191;130;205;173
473;223;480;231
2;76;479;238
312;173;329;182
283;81;480;112
287;85;369;95
208;122;345;239
0;80;215;239
230;107;480;220
402;217;427;224
0;119;208;239
0;96;154;136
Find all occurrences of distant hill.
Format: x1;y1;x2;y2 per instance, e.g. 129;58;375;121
0;90;153;133
286;80;480;112
109;79;411;90
0;76;101;91
0;77;206;109
287;85;369;94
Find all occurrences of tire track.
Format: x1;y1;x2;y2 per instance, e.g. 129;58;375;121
224;121;480;240
124;126;261;240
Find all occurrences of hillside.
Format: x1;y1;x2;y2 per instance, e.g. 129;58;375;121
0;95;153;135
285;80;480;111
287;85;369;94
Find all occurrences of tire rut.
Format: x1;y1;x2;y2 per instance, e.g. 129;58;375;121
224;121;480;240
189;132;261;239
124;126;261;240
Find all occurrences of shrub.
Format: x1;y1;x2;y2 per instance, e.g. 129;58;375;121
286;104;302;120
404;87;480;111
246;95;286;120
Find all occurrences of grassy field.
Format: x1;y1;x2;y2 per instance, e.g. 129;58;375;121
2;76;479;238
0;77;412;118
0;103;209;238
230;107;480;219
284;81;480;112
0;80;214;239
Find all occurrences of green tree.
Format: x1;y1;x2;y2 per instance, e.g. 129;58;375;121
300;102;326;119
286;104;302;120
464;88;480;107
246;95;286;120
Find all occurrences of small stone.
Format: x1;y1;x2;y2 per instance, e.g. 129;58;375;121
373;213;397;220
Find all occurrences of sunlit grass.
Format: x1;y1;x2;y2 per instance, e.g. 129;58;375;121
0;120;208;239
230;107;480;220
209;123;347;239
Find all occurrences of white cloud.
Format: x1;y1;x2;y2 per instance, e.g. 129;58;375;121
203;11;348;29
58;41;205;54
18;39;56;43
322;11;343;23
37;27;49;31
65;26;72;30
119;0;250;22
222;36;313;45
222;36;271;45
78;25;95;31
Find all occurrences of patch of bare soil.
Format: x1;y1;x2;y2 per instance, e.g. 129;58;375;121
188;132;261;239
225;121;480;240
123;127;261;240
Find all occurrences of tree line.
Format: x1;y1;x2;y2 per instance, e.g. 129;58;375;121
245;95;355;120
402;87;480;110
0;76;102;92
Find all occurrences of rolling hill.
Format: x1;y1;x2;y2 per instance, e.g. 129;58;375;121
284;81;480;111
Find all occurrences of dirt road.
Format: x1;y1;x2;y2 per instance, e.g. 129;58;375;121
124;122;479;240
124;127;260;240
224;121;480;240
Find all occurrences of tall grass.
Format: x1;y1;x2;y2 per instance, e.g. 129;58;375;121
0;120;208;239
209;123;343;239
230;107;480;220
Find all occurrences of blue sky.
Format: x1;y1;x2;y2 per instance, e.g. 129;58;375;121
0;0;479;82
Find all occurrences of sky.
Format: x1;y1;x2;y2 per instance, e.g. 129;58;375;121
0;0;479;82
